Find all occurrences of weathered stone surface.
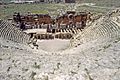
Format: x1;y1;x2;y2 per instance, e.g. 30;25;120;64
0;10;120;80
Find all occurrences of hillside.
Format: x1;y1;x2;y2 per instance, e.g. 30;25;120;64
77;0;120;7
1;0;11;3
2;0;120;7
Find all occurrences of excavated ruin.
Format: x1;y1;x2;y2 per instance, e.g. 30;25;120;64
0;9;120;80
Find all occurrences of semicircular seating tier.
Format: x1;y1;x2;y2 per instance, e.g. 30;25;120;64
0;20;32;45
71;16;120;47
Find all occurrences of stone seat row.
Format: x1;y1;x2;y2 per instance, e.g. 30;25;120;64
0;20;32;44
71;18;120;47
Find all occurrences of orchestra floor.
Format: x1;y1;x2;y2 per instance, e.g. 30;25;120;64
36;39;70;52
